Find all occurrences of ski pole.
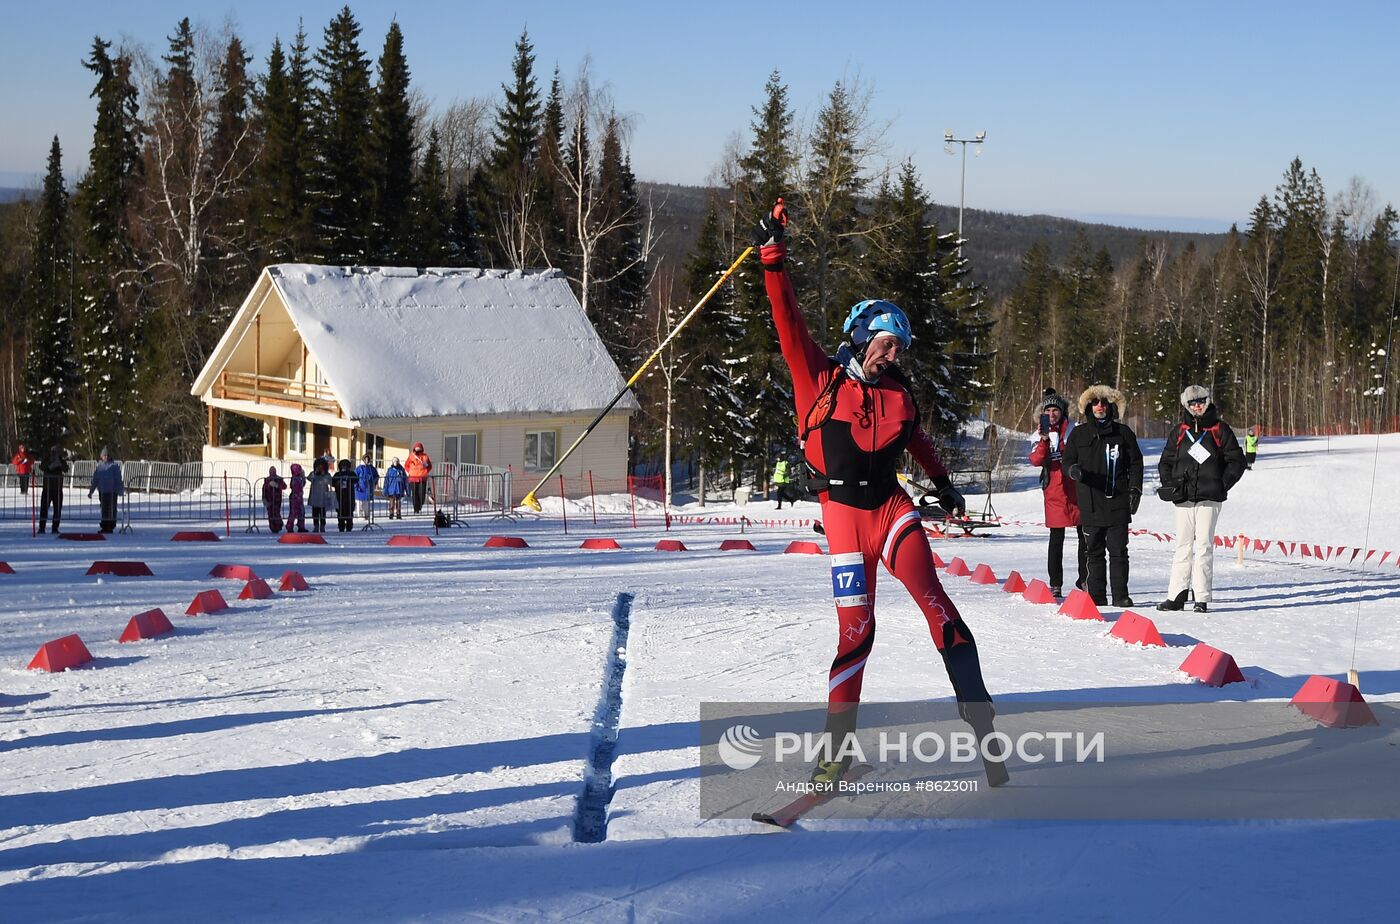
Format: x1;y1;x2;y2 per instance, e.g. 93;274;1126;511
522;246;754;512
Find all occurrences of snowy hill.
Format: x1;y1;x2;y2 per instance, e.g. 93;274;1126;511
1;434;1398;921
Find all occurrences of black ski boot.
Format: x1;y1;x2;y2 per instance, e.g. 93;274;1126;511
939;620;1009;787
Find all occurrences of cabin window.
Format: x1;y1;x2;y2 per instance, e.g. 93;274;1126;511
524;430;557;472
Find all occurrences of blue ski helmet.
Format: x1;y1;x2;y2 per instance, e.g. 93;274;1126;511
843;299;912;351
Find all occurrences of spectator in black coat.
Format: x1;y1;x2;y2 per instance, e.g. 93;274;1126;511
331;458;357;532
1062;385;1143;607
38;444;68;534
1155;386;1246;613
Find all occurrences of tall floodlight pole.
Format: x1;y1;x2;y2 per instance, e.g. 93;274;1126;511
944;129;986;258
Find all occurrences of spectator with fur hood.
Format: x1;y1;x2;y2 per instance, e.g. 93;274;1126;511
1062;384;1143;607
1155;385;1246;613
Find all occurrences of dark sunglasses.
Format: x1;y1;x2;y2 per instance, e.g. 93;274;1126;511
1091;398;1112;406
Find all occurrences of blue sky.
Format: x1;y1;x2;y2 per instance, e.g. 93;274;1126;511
2;0;1397;232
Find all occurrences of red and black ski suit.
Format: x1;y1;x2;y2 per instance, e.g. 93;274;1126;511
764;265;992;731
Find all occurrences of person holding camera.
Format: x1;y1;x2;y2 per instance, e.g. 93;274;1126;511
755;198;1005;789
1029;388;1085;599
1155;385;1245;613
1063;385;1143;608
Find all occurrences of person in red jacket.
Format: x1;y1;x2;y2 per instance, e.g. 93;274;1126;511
10;443;35;494
404;441;433;513
756;199;1005;787
1029;388;1085;598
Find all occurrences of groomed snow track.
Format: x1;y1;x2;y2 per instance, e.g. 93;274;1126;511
572;591;634;843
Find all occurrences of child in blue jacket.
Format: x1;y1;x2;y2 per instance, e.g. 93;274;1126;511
382;457;407;520
354;454;379;523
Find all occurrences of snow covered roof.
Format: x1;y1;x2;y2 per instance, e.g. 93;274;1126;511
195;265;637;420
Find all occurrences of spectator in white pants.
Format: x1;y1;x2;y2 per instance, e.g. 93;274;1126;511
1155;385;1246;613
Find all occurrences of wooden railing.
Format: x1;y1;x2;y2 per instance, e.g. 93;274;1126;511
215;371;343;417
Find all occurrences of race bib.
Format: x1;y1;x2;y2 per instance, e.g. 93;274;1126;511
830;552;868;608
1188;440;1211;465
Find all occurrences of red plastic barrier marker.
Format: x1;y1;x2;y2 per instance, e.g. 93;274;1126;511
58;532;105;541
171;531;220;542
945;557;972;577
239;578;274;600
1290;675;1379;727
279;570;310;592
387;534;435;547
784;541;824;555
186;589;229;616
580;538;621;550
1022;579;1057;605
719;539;757;551
0;561;13;574
1109;610;1165;647
1002;570;1027;593
209;564;258;581
1178;643;1246;686
27;634;93;672
932;552;947;569
119;609;175;643
1058;589;1104;621
278;532;327;544
969;563;998;585
655;539;688;552
86;561;154;577
484;536;529;548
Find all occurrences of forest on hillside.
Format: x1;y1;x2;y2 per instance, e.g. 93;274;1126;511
1;6;1396;480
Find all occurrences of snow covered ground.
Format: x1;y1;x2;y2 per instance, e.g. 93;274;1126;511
2;434;1399;922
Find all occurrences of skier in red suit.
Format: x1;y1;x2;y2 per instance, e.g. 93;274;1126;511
755;199;1005;786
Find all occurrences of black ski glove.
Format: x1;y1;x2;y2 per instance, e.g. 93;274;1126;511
1129;488;1142;515
928;474;966;517
1067;463;1083;482
753;198;788;270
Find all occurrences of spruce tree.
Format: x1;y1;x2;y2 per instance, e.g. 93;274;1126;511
683;201;753;480
803;81;867;334
20;138;77;452
595;129;646;372
310;6;375;264
1274;157;1327;341
252;26;315;260
490;30;541;175
414;127;450;264
371;20;416;262
210;33;254;281
447;185;483;266
992;242;1058;415
1354;206;1398;338
73;37;142;456
734;71;798;475
866;162;974;439
479;29;543;267
537;67;572;274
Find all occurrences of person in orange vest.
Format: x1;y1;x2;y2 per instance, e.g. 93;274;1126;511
10;443;35;494
405;441;433;513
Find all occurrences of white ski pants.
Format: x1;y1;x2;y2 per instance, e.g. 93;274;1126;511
1168;501;1222;602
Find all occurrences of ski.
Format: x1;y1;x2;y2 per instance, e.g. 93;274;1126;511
751;763;874;829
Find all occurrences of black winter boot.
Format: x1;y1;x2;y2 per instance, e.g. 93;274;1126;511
1156;589;1190;612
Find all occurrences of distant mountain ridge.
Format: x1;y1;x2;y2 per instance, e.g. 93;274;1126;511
638;182;1228;301
0;188;29;204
